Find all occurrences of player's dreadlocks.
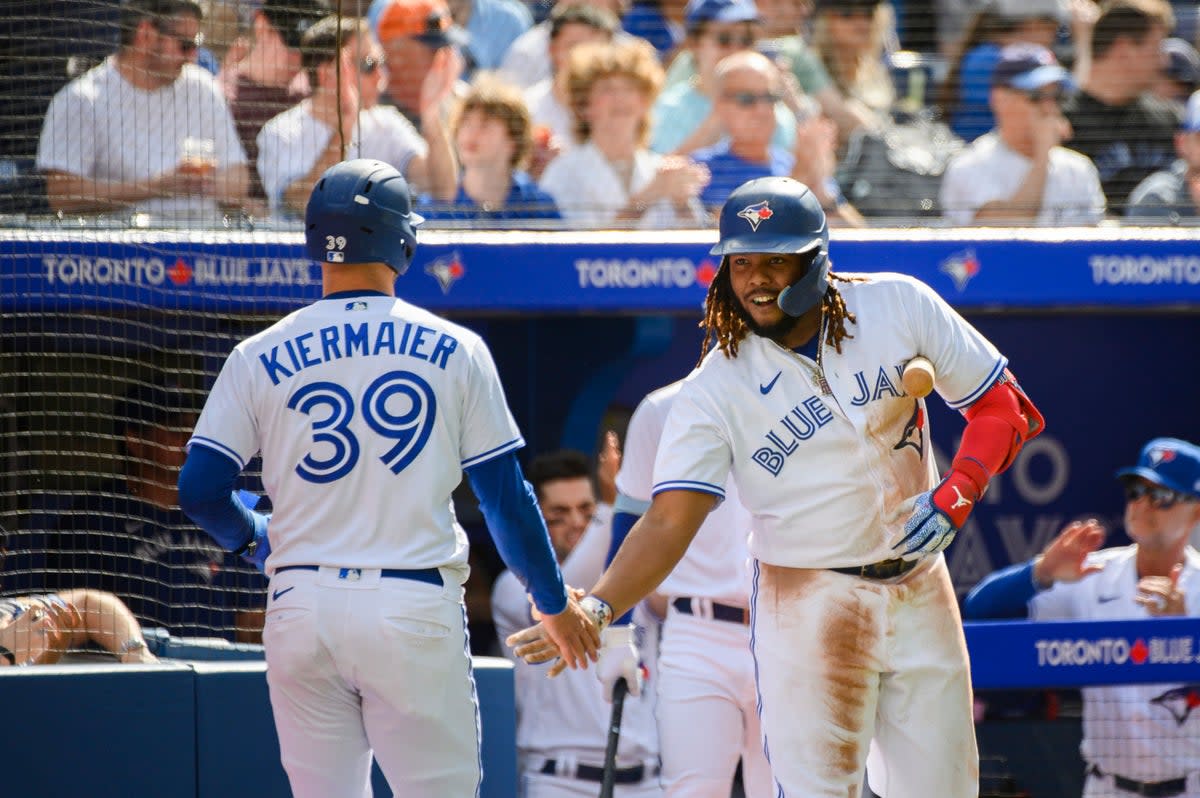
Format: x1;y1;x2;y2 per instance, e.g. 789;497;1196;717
698;258;860;363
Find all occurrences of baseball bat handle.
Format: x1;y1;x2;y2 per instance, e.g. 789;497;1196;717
599;678;629;798
902;355;936;399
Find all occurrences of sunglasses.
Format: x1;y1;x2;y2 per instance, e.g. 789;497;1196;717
1023;89;1064;104
358;55;381;75
708;31;757;48
1124;481;1192;509
157;25;204;54
723;91;780;107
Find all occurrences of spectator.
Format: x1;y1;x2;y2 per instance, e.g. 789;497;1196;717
36;0;249;222
963;437;1200;798
809;0;895;126
41;375;268;642
623;0;688;58
498;0;631;91
524;2;621;148
492;447;663;797
418;76;560;223
376;0;470;127
1062;0;1180;212
224;0;331;204
257;15;457;217
540;39;710;227
446;0;533;70
1126;89;1200;222
649;0;798;156
692;51;864;225
936;0;1074;143
1153;36;1200;107
940;43;1105;225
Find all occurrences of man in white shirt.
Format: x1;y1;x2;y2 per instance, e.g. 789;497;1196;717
37;0;249;222
257;15;457;217
940;43;1107;226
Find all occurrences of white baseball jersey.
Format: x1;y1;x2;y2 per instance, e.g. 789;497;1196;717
1032;545;1200;785
189;293;523;581
37;57;247;219
257;102;427;214
618;380;752;606
654;272;1006;570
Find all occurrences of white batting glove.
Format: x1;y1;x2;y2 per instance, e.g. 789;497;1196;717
596;624;643;701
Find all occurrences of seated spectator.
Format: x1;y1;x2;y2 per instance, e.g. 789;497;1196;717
622;0;688;58
540;39;709;227
940;43;1105;225
524;3;621;148
1153;37;1200;108
418;76;560;223
1062;0;1180;212
692;51;864;225
41;375;268;643
650;0;798;155
36;0;250;222
963;437;1200;798
497;0;631;91
375;0;471;127
809;0;895;127
936;0;1073;143
1127;90;1200;222
257;15;457;217
223;0;331;204
447;0;533;70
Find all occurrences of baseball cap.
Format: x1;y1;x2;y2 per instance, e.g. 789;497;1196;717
986;0;1069;24
685;0;760;30
991;43;1073;92
1163;37;1200;86
260;0;332;50
376;0;467;49
1116;437;1200;500
814;0;882;12
1183;90;1200;132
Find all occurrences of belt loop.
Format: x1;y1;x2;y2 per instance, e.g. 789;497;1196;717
559;753;577;779
698;597;713;620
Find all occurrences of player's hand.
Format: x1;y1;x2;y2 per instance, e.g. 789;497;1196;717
239;515;272;573
1032;519;1106;588
1136;563;1185;616
596;624;643;701
517;592;601;674
894;471;980;559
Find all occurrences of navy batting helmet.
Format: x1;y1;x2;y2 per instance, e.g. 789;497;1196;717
305;159;424;274
711;176;830;317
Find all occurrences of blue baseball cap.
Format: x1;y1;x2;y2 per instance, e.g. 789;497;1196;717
1182;90;1200;132
685;0;759;29
1116;437;1200;499
991;43;1074;93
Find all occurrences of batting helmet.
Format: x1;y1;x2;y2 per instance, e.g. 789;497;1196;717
711;176;830;317
305;159;424;275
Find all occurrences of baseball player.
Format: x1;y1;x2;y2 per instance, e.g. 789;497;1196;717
177;158;599;798
493;449;662;798
510;176;1045;797
965;437;1200;798
603;381;774;797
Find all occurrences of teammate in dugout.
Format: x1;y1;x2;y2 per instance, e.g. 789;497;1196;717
177;158;599;798
508;175;1046;797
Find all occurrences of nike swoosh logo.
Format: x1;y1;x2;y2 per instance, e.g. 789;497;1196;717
1098;595;1120;603
272;586;295;601
760;371;782;395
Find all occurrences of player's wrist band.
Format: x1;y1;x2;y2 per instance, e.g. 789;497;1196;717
580;595;614;633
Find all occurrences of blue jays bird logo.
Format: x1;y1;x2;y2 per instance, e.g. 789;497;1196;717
892;401;925;458
1150;685;1200;726
1149;447;1178;466
737;200;774;231
939;249;981;292
425;252;466;294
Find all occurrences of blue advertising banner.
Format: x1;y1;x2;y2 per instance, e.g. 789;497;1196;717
4;228;1200;313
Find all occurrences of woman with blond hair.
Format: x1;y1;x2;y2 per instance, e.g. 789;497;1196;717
810;0;896;125
539;38;710;228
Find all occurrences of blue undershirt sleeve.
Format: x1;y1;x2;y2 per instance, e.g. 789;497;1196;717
961;560;1039;620
466;451;567;616
178;444;269;568
607;493;651;625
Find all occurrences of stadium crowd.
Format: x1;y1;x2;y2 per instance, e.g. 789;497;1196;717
2;0;1199;226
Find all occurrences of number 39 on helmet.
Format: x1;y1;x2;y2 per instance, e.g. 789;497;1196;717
304;159;425;275
712;176;831;317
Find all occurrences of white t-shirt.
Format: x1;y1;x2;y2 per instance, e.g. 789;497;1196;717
524;78;574;148
940;131;1107;226
188;294;524;580
654;272;1006;569
257;102;427;214
539;141;706;229
1031;545;1200;782
37;57;247;220
617;380;753;606
497;22;551;91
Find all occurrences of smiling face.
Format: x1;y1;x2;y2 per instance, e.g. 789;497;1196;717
727;251;810;339
1123;477;1200;555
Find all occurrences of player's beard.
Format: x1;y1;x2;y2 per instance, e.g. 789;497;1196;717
734;298;803;342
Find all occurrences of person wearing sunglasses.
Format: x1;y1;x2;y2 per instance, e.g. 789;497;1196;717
37;0;250;221
649;0;800;157
941;43;1106;226
258;14;457;217
964;437;1200;798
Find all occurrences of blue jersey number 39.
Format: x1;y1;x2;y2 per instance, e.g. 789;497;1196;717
287;371;437;483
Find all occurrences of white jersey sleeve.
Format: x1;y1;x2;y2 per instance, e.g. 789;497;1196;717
459;337;523;468
614;385;674;504
189;346;259;469
651;374;733;501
